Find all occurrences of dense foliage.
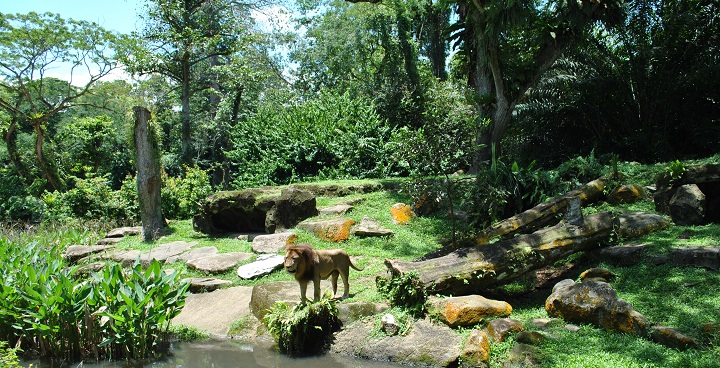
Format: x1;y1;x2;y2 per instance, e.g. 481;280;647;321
0;238;189;361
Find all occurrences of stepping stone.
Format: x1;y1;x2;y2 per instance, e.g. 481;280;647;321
143;241;198;263
64;244;114;263
352;216;394;237
75;262;106;275
172;286;253;337
237;254;284;279
97;237;123;245
319;204;354;216
297;218;355;242
107;241;198;266
251;232;297;253
107;249;142;266
187;252;253;274
182;277;232;293
106;226;142;238
166;246;218;263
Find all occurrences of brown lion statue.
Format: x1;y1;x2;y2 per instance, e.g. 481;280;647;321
284;243;364;302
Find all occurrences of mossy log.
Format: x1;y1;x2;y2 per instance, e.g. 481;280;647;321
473;178;607;245
385;212;669;296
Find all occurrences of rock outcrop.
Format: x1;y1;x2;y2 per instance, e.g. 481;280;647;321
193;188;317;234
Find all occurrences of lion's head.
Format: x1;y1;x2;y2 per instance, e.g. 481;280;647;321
284;244;318;280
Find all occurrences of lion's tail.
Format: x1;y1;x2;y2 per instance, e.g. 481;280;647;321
350;260;364;272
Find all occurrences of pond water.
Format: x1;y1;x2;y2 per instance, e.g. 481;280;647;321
21;339;404;368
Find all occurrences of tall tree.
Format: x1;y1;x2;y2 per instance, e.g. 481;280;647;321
130;0;248;167
510;0;720;164
453;0;624;169
0;12;126;190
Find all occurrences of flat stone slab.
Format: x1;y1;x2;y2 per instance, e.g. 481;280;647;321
655;246;720;270
97;237;123;245
146;241;199;262
351;216;394;237
64;244;114;263
106;226;142;238
107;249;142;265
331;318;462;367
319;204;354;216
237;254;284;279
251;232;297;253
166;246;218;264
187;252;253;274
107;241;198;266
182;277;232;293
172;286;253;337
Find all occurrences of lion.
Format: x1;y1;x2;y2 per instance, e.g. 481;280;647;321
284;243;364;302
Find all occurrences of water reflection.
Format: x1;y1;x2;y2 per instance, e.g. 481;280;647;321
22;339;403;368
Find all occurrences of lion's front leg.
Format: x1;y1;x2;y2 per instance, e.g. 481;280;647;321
313;276;322;302
299;280;309;303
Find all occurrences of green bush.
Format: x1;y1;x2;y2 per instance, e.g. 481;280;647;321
465;151;563;228
376;271;427;317
0;168;44;221
263;299;341;356
0;340;21;368
0;238;189;362
226;91;401;188
161;166;213;220
42;175;137;224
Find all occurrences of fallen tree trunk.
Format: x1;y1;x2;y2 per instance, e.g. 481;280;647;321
473;178;606;245
385;212;669;296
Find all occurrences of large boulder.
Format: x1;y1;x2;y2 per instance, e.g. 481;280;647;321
193;188;317;234
428;295;512;328
265;187;318;233
607;184;645;204
654;163;720;223
297;218;355;242
330;318;462;367
545;279;650;336
669;184;706;225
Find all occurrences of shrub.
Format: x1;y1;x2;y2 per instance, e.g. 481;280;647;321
161;166;213;220
0;340;21;368
263;299;341;357
0;238;189;362
226;91;401;188
42;175;137;225
0;168;44;221
376;271;427;317
464;151;563;229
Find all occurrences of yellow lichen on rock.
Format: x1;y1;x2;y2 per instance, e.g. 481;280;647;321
391;203;414;225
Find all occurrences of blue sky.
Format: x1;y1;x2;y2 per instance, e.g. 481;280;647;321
1;0;145;34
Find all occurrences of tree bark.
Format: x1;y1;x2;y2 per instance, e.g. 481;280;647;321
180;54;193;167
473;178;606;244
32;120;61;191
385;211;669;295
4;117;30;184
133;106;165;241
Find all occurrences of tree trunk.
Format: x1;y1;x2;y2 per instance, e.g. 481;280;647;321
425;0;448;80
385;210;668;295
180;56;193;167
473;178;607;244
32;120;61;191
4;118;30;184
133;106;165;241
